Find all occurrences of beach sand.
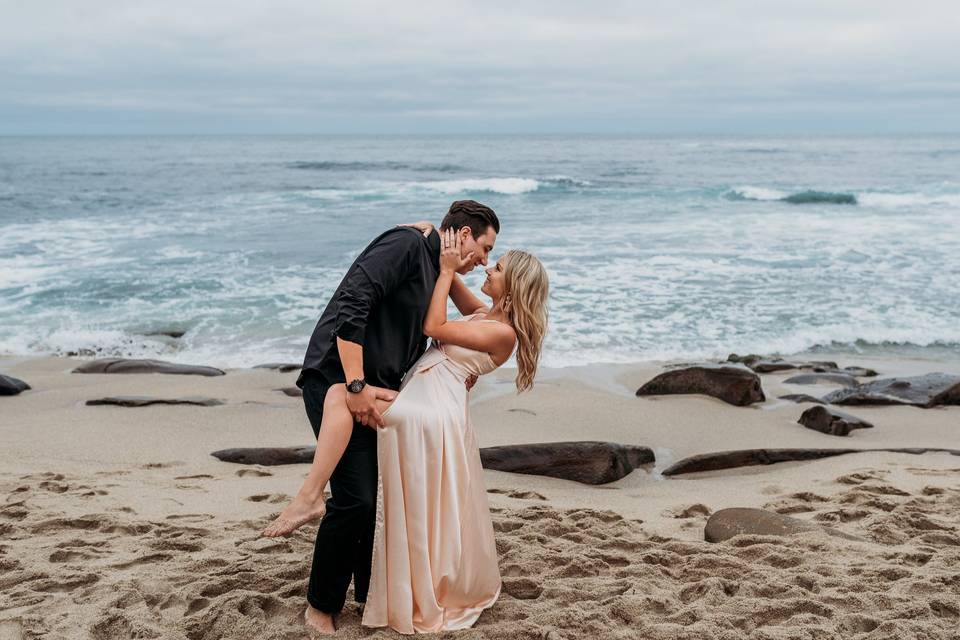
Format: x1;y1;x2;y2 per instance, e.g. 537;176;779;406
1;355;959;639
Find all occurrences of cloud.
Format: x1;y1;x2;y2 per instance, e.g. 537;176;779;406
1;0;958;133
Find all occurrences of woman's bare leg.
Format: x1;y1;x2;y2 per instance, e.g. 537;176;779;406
262;384;356;537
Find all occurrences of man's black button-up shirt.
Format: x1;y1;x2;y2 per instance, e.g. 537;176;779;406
297;227;441;391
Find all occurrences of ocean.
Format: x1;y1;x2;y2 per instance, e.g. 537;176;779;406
1;135;959;369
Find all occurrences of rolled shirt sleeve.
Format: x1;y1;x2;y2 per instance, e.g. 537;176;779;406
334;230;419;346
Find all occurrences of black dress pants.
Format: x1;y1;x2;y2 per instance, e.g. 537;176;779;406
301;372;379;614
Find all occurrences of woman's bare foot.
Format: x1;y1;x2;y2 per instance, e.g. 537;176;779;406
304;605;336;635
261;495;326;538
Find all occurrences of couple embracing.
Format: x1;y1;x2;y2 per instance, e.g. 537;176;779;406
261;200;549;634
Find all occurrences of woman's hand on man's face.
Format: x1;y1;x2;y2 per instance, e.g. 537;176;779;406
440;228;474;274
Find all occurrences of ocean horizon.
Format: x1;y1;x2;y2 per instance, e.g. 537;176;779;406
2;134;959;369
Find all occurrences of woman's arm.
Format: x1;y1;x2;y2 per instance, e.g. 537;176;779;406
449;275;490;316
398;221;489;316
424;230;515;363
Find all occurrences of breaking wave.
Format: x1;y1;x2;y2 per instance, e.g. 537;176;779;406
726;187;858;205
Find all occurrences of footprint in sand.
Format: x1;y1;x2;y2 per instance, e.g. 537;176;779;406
235;469;273;477
110;553;173;569
175;483;208;491
55;538;109;549
836;470;888;485
1;501;29;521
663;503;712;519
487;488;548;501
49;549;99;563
20;472;65;481
150;537;205;552
245;493;289;504
32;572;101;592
238;537;293;554
94;470;130;477
37;481;70;493
140;462;184;469
165;513;214;522
494;519;525;533
31;515;153;536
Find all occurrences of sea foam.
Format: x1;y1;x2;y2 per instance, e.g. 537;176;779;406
416;178;540;195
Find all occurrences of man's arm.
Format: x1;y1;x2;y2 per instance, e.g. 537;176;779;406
335;230;419;426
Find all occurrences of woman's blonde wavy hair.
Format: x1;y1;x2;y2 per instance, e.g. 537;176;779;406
500;250;549;393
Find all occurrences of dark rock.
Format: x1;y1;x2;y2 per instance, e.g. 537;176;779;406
254;363;302;373
811;365;877;377
0;374;31;396
72;358;224;377
779;394;826;405
662;447;960;476
86;396;223;407
750;360;798;373
843;366;878;377
798;406;873;436
479;441;655;485
705;508;862;543
726;355;839;374
663;448;859;475
277;387;303;397
637;365;765;406
783;373;860;388
212;446;315;465
502;577;543;599
753;360;840;373
823;373;960;407
144;329;186;339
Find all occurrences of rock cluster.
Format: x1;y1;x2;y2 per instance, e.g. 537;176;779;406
823;373;960;408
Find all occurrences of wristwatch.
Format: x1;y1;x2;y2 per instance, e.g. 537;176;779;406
346;378;366;393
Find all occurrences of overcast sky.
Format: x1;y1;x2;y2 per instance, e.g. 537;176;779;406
2;0;958;134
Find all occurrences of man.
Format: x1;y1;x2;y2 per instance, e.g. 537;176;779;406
296;199;500;634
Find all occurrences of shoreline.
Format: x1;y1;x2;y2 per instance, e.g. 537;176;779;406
3;351;957;480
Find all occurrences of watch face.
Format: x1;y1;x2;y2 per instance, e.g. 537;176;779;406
348;379;365;393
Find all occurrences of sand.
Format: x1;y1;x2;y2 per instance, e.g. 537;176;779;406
1;354;959;639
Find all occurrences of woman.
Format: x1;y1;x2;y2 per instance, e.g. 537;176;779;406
263;228;549;634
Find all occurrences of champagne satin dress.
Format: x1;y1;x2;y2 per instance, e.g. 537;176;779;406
361;316;502;634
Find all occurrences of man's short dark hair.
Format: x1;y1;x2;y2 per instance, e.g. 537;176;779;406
440;200;500;238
